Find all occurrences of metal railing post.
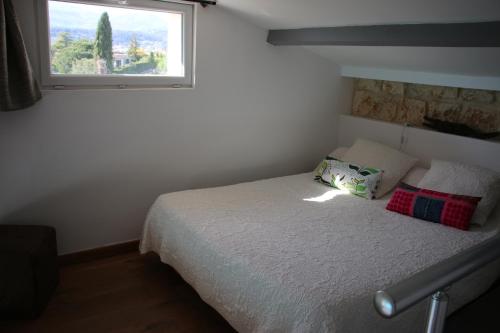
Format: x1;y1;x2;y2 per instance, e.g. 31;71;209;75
425;291;449;333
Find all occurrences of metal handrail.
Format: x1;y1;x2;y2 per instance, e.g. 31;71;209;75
374;234;500;332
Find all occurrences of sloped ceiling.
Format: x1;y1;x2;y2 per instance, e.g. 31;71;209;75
304;46;500;77
218;0;500;78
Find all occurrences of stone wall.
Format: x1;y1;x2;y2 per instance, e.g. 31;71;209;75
351;79;500;133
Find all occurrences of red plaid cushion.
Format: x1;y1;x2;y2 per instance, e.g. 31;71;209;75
386;183;481;230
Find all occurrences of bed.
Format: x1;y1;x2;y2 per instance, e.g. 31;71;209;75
140;171;500;333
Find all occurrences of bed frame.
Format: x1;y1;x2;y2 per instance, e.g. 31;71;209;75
337;115;500;333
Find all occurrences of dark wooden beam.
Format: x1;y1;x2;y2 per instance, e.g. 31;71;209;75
267;21;500;47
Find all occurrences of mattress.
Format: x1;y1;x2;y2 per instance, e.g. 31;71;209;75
140;173;500;333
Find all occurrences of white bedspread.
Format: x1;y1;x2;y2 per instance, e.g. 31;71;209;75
140;173;500;333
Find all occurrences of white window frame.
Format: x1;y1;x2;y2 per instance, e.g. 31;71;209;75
38;0;195;89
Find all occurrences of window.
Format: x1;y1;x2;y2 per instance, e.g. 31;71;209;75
38;0;194;88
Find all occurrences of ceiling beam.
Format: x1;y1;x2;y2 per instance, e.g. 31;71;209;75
267;21;500;47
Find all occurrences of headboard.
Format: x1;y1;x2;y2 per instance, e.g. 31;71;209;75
337;115;500;172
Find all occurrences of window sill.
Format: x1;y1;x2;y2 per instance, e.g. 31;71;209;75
40;84;195;91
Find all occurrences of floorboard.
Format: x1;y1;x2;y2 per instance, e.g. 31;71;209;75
445;281;500;333
0;252;236;333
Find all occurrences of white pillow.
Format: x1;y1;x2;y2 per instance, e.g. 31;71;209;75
417;159;500;226
341;139;418;198
329;147;349;160
401;167;428;187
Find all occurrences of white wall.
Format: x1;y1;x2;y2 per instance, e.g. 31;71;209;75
0;1;342;254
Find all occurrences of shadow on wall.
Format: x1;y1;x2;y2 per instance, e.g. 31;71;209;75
2;170;155;254
183;157;314;191
1;157;314;254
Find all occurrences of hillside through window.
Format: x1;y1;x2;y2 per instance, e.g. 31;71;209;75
39;0;194;88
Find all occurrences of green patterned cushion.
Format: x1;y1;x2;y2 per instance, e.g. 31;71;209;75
314;156;384;199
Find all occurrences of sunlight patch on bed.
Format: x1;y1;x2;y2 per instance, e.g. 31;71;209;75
303;189;350;202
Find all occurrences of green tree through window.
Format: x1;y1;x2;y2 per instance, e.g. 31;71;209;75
94;12;113;73
127;34;140;61
51;34;94;74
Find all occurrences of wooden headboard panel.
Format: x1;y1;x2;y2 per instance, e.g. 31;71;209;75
337;115;500;172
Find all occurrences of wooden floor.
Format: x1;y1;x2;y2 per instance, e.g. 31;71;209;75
445;280;500;333
1;250;499;333
0;252;236;333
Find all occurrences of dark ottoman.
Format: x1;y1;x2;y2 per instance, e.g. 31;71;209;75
0;225;59;319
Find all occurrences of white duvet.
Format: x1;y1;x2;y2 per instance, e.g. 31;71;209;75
140;173;500;333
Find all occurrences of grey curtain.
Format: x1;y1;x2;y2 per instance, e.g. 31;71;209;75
0;0;41;111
